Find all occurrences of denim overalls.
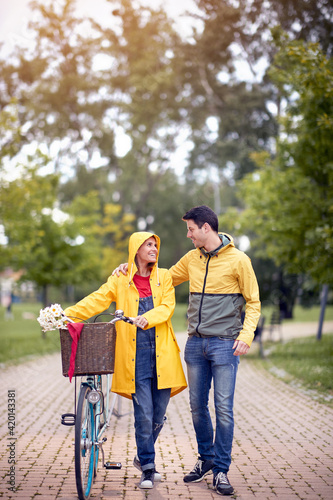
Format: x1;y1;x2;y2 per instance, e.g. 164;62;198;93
132;295;171;471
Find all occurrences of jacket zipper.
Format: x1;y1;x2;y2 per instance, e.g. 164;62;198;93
196;255;211;336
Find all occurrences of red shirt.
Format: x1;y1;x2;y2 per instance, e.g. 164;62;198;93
133;274;152;298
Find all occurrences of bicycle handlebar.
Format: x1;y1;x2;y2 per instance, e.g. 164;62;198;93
62;310;134;326
110;310;134;325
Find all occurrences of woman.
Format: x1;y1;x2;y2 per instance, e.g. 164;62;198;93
64;232;187;489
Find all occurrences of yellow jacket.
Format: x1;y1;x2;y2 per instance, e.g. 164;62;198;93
169;233;261;346
64;232;187;399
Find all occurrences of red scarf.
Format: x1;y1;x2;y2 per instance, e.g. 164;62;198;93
67;323;84;382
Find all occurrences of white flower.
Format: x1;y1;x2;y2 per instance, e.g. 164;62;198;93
37;304;68;332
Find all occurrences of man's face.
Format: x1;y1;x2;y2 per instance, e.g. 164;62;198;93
186;220;207;248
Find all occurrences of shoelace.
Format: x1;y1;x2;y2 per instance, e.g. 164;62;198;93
193;460;203;473
215;472;229;484
144;469;154;480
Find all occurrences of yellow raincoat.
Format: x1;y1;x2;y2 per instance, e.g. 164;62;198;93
64;232;187;400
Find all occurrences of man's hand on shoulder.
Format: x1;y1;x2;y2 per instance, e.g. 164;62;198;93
232;339;250;356
112;263;128;276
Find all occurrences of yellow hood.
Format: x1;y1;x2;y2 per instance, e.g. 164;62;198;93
127;231;161;285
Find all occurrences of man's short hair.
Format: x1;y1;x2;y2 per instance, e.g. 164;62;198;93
183;205;219;232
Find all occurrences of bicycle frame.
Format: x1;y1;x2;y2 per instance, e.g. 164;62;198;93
62;310;134;500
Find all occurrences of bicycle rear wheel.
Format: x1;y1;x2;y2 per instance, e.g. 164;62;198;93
75;385;95;500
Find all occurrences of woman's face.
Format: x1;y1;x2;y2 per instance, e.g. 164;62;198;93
136;237;158;266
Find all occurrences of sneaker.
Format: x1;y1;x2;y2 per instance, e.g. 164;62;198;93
183;458;214;483
213;472;234;495
133;456;161;481
139;468;155;489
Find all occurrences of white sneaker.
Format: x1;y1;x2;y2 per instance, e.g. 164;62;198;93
139;469;154;489
133;456;161;481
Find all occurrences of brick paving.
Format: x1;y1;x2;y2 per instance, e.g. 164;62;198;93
1;325;333;500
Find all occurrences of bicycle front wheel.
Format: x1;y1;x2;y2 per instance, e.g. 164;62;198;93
75;385;95;500
93;398;101;478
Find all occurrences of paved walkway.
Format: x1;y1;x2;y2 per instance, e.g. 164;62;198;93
1;323;333;500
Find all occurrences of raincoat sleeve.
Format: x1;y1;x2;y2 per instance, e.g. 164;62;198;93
168;253;190;287
64;275;118;322
141;270;175;328
236;254;261;346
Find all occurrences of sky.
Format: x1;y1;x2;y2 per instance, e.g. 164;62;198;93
0;0;199;47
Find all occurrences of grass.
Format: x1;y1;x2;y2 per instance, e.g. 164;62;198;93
171;303;188;332
172;303;333;332
1;302;333;407
261;304;333;322
0;303;61;364
249;334;333;407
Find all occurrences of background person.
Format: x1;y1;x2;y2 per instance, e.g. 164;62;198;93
3;292;13;320
64;232;187;490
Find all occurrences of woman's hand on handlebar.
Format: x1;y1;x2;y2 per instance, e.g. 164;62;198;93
112;263;128;276
130;315;148;329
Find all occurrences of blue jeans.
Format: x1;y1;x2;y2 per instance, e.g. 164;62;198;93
184;335;239;474
132;296;171;471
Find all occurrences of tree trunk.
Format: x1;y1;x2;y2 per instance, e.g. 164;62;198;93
317;284;329;340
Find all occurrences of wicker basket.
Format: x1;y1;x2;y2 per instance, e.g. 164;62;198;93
59;323;116;377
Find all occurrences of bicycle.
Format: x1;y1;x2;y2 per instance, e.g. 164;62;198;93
60;310;134;500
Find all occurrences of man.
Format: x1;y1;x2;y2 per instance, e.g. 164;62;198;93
114;205;261;495
169;205;260;495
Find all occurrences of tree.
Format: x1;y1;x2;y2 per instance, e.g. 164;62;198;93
0;161;138;305
2;0;330;307
179;0;277;186
181;0;333;190
0;0;196;272
250;0;333;57
0;158;104;305
63;191;136;298
0;0;111;165
238;36;333;288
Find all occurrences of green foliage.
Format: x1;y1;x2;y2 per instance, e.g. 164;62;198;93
238;37;333;286
0;0;203;271
0;100;136;300
0;163;103;303
182;0;277;183
264;0;333;56
0;100;22;160
1;0;333;304
261;303;333;322
185;0;333;207
100;203;136;280
0;161;59;267
170;302;188;332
